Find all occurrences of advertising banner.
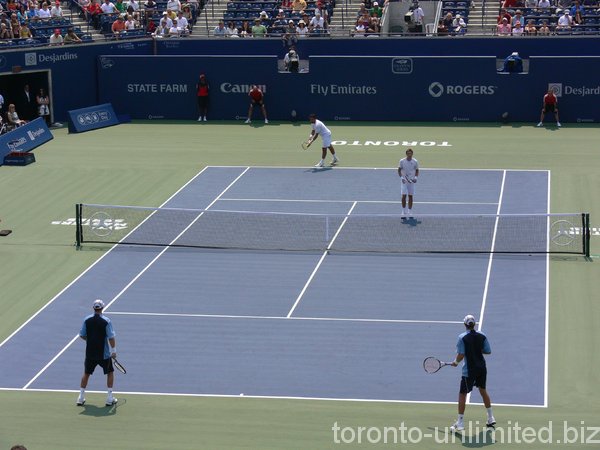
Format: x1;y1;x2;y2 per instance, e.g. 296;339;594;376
0;118;53;165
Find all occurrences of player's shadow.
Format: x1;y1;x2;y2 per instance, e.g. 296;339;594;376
78;398;125;417
401;217;421;227
428;427;495;448
306;167;333;173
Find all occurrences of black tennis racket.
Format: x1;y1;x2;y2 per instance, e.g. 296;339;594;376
423;357;451;374
112;357;127;374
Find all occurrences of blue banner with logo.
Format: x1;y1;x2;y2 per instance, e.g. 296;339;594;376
67;103;120;133
96;55;600;123
0;118;53;165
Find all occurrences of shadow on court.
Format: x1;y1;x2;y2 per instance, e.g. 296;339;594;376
428;427;496;448
305;167;334;174
78;398;126;417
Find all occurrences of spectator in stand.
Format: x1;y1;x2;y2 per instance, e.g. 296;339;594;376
524;18;537;34
49;27;64;44
524;0;537;7
512;9;524;27
442;11;453;29
7;104;27;127
166;0;180;12
357;2;368;17
272;10;288;32
570;0;584;23
10;13;20;35
64;27;83;42
226;20;238;36
38;2;51;19
19;20;32;37
0;22;13;38
17;6;27;24
452;13;466;33
512;20;524;34
282;19;297;46
50;1;62;17
296;19;308;36
556;0;572;12
436;19;448;35
86;0;101;27
36;88;50;125
101;0;117;14
213;19;227;36
6;0;17;11
370;1;382;17
309;10;326;31
252;18;267;36
497;17;512;34
160;11;173;27
124;13;136;29
176;11;188;33
537;0;551;10
502;0;518;12
111;15;126;36
145;17;156;33
497;8;511;24
291;0;306;12
538;19;550;34
19;84;37;119
152;18;169;36
369;15;380;32
169;17;180;35
27;4;39;20
182;4;193;24
556;9;572;28
115;0;126;12
126;0;139;13
144;0;156;12
239;19;252;36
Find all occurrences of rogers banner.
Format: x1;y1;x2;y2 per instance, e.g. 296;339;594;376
0;118;53;165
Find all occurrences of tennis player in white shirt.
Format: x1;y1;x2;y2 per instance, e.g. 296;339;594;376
309;113;338;167
398;148;419;216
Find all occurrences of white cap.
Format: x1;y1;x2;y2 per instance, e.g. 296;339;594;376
93;299;105;310
463;314;476;326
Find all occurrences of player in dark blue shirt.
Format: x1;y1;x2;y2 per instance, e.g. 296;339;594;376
77;299;117;406
450;314;495;432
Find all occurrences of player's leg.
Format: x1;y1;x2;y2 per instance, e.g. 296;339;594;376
261;104;268;123
451;377;471;431
408;194;414;215
104;359;117;406
245;104;253;123
77;360;94;405
401;194;407;215
323;135;337;164
538;107;545;126
315;147;326;167
477;372;495;426
554;107;561;127
197;97;202;121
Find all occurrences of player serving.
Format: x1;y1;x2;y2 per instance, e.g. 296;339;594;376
398;148;419;217
308;113;338;168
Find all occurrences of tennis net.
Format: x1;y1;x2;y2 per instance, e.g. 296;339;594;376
75;203;591;256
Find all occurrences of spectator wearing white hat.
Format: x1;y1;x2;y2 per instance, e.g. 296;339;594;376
296;19;308;37
556;9;572;29
411;2;424;32
453;13;467;34
77;299;118;407
449;315;495;433
370;1;383;17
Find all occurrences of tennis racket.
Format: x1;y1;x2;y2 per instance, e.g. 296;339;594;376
423;357;451;374
301;139;313;150
112;357;127;374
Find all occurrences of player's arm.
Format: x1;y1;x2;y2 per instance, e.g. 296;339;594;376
483;337;491;355
451;353;464;366
109;337;116;357
79;323;87;341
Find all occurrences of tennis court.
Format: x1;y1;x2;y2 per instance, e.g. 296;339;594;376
0;165;567;407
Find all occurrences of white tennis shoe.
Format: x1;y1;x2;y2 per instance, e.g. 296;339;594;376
315;160;324;168
486;417;496;428
537;122;543;127
105;397;118;406
450;421;464;432
245;119;251;124
76;397;85;406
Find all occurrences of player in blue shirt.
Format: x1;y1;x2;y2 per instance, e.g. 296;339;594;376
77;299;117;406
450;314;495;432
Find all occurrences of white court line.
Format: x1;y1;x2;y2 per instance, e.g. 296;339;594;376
218;198;499;205
208;165;550;173
286;202;358;318
544;171;551;408
468;170;506;405
22;167;251;389
0;387;547;408
0;166;212;352
108;311;464;325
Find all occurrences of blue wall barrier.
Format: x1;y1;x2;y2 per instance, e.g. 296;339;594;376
1;38;599;122
67;103;120;133
97;55;600;123
0;118;53;165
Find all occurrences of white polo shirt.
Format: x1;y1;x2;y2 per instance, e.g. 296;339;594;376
399;157;419;179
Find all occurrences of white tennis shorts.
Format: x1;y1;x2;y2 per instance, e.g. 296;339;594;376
321;134;332;147
401;180;415;196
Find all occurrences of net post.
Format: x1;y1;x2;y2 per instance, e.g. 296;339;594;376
584;213;590;258
75;203;82;249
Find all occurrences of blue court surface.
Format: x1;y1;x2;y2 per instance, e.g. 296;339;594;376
0;166;551;407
